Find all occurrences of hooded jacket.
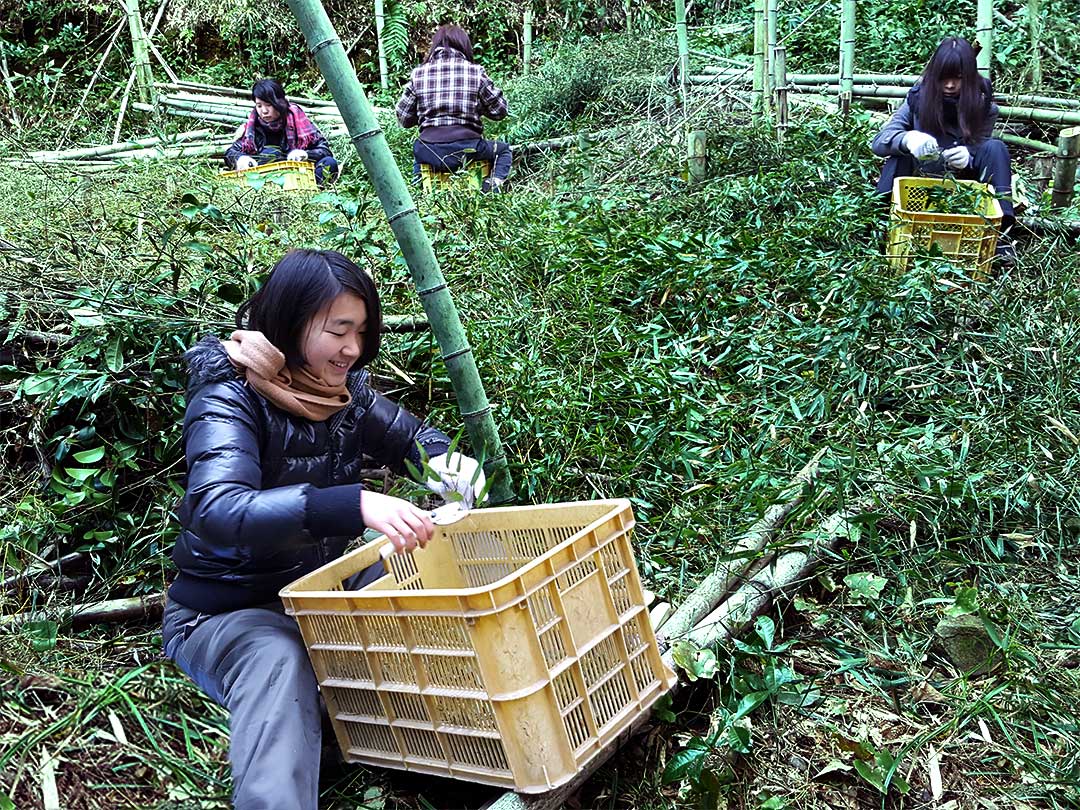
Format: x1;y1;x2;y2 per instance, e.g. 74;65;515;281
169;336;450;614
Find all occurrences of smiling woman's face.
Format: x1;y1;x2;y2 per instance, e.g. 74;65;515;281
300;292;368;384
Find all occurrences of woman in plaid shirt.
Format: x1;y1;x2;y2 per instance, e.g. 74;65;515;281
396;25;511;192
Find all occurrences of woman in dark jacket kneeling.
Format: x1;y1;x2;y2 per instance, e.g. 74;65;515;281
163;249;485;809
871;37;1014;255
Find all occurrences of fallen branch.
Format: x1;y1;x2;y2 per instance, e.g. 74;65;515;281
0;552;85;592
1;593;165;628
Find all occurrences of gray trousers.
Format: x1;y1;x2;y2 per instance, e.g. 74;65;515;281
162;597;322;810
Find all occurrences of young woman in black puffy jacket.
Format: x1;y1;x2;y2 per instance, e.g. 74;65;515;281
162;249;485;809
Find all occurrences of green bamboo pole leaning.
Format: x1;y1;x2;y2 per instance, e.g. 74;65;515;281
284;0;514;504
977;0;993;78
1051;126;1080;209
838;0;855;113
374;0;389;90
124;0;155;104
674;0;690;106
523;8;533;75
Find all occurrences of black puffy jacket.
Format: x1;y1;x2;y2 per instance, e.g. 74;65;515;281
169;336;450;613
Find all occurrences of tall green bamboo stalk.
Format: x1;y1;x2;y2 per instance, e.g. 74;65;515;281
124;0;155;104
838;0;855;113
285;0;513;504
1052;126;1080;209
674;0;690;106
1027;0;1042;88
523;8;533;74
766;0;777;97
373;0;389;90
977;0;993;78
752;0;765;119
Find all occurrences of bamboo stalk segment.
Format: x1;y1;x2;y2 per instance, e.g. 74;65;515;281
374;0;389;89
124;0;155;104
838;0;856;113
523;8;533;74
1052;126;1080;209
675;0;690;106
977;0;993;78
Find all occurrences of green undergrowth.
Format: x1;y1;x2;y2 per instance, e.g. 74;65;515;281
3;63;1080;808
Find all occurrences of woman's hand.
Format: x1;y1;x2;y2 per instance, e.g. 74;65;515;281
424;453;487;508
941;145;972;170
361;490;434;553
901;130;939;160
236;155;258;170
287;149;309;162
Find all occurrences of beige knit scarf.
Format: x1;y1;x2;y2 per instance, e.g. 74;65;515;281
221;330;351;422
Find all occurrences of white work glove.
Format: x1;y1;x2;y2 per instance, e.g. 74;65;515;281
941;145;972;170
235;155;257;170
287;148;308;162
901;130;940;160
425;452;486;509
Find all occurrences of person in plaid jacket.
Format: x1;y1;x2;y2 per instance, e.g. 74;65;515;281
396;25;511;192
224;79;339;187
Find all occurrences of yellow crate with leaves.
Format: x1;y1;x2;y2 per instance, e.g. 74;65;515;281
886;176;1003;280
219;159;317;191
420;160;491;192
279;499;676;793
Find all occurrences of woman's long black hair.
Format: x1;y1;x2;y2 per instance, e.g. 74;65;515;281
238;249;383;371
918;37;987;144
424;24;474;63
252;78;291;121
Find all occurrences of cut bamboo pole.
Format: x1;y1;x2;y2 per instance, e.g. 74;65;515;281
675;0;690;106
29;129;212;161
838;0;855;114
660;448;826;642
977;0;993;79
514;126;622;155
285;0;513;504
996;131;1056;153
523;8;533;75
1051;126;1080;209
124;0;155;104
686;508;856;648
374;0;389;90
1;593;165;628
775;45;789;141
112;67;139;143
686;129;706;183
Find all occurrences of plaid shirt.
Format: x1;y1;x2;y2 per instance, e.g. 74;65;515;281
396;47;508;136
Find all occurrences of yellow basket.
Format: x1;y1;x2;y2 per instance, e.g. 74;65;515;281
886;176;1003;280
218;159;317;191
420;160;491;193
280;499;676;793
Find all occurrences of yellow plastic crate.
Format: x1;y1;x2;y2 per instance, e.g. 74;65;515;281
420;160;491;192
886;176;1003;280
280;499;676;793
219;159;317;191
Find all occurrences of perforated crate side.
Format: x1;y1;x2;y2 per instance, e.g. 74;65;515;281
885;177;1002;279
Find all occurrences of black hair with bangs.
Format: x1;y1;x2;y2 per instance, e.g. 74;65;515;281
237;249;382;371
919;37;987;144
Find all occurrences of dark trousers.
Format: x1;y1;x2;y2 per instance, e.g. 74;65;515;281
162;598;322;809
876;138;1014;221
255;145;338;187
412;138;512;182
